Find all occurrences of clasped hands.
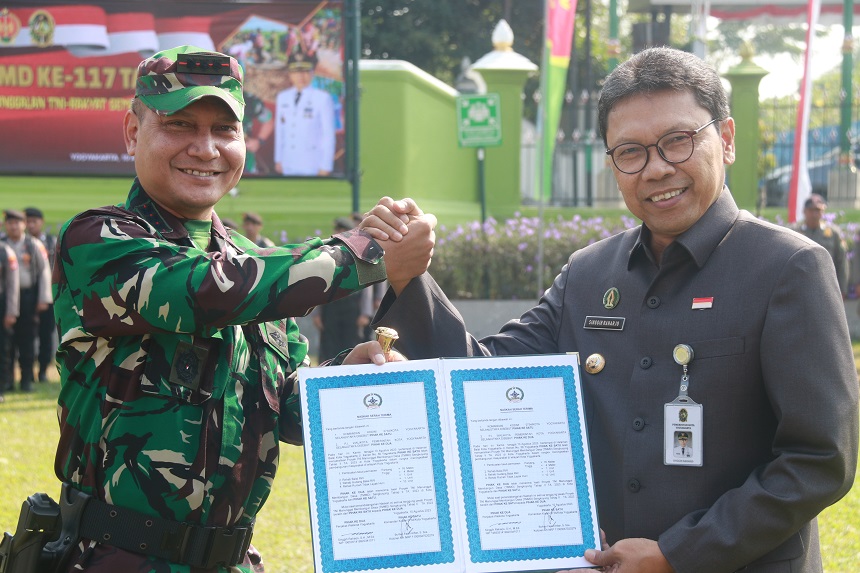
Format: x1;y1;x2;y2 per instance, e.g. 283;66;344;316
342;196;435;366
359;196;436;295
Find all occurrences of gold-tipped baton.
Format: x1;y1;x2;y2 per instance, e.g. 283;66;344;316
374;327;399;355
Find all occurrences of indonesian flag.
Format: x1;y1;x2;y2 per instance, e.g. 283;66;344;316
70;12;158;58
156;17;215;52
788;0;822;223
538;0;577;201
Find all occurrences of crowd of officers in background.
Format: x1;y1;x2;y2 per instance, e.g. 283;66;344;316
0;198;858;404
0;207;54;403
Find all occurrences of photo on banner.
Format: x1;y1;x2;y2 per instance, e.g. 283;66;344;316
0;0;347;178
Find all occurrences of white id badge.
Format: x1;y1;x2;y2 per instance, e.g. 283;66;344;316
664;399;703;466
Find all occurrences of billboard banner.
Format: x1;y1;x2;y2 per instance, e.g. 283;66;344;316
0;0;346;178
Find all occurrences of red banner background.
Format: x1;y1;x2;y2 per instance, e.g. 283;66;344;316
0;0;345;177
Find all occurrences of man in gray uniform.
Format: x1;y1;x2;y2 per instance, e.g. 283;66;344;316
363;47;859;573
25;206;57;381
2;209;51;392
0;240;19;402
790;193;848;297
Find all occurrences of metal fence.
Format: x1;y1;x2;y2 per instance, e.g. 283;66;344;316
521;93;860;209
758;97;860;208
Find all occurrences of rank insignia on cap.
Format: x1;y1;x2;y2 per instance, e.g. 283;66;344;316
691;297;713;310
603;287;620;309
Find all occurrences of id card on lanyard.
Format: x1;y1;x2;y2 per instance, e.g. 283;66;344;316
664;344;703;466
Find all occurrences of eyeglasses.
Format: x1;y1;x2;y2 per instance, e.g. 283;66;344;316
605;118;722;174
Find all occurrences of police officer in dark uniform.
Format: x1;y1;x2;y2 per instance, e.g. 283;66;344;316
25;207;57;382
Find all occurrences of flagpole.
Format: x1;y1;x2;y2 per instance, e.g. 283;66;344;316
536;0;549;299
839;0;854;166
787;0;821;223
535;0;577;298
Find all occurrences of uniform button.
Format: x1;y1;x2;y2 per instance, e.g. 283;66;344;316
632;417;645;431
628;479;641;492
647;296;661;308
639;356;652;369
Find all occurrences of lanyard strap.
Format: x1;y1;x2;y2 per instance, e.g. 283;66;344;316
678;364;690;398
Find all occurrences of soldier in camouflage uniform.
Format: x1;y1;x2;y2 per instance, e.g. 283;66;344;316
50;45;434;573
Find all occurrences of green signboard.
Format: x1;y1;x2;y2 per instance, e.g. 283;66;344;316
456;93;502;148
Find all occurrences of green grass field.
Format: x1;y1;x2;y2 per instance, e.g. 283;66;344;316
1;355;859;572
0;175;495;246
0;175;362;246
5;175;860;249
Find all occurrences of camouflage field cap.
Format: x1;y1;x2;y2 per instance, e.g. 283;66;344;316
135;45;245;121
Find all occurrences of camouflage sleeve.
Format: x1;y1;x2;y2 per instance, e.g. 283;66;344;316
56;209;385;337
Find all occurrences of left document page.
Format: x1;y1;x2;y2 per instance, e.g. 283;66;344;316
299;359;463;573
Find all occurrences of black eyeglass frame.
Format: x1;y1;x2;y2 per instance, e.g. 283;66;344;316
605;118;723;174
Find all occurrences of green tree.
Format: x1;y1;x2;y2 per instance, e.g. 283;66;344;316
708;20;812;69
360;0;613;122
360;1;543;85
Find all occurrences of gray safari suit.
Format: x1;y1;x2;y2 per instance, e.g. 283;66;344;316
373;189;859;573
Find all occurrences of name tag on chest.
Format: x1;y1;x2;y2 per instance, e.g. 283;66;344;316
583;316;625;331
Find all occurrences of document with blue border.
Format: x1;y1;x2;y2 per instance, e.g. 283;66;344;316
298;354;600;573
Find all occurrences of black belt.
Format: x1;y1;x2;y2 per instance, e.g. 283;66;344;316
61;483;254;569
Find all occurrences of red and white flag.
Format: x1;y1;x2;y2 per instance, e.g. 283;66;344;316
787;0;822;223
156;17;215;53
70;12;159;58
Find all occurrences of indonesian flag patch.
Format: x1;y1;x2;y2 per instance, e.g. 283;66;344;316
691;297;714;310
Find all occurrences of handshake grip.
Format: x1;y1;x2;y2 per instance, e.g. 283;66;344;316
0;485;84;573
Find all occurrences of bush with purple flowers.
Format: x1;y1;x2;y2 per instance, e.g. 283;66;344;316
429;213;639;300
428;212;860;300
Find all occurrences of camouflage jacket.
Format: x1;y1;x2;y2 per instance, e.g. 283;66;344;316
52;180;385;572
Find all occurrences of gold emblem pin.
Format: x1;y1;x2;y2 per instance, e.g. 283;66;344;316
603;287;620;309
375;327;399;354
584;353;606;374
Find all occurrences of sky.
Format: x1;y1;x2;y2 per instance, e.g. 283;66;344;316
741;25;859;99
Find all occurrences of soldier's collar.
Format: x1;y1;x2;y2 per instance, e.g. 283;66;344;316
126;181;236;249
210;213;230;240
126;179;186;239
